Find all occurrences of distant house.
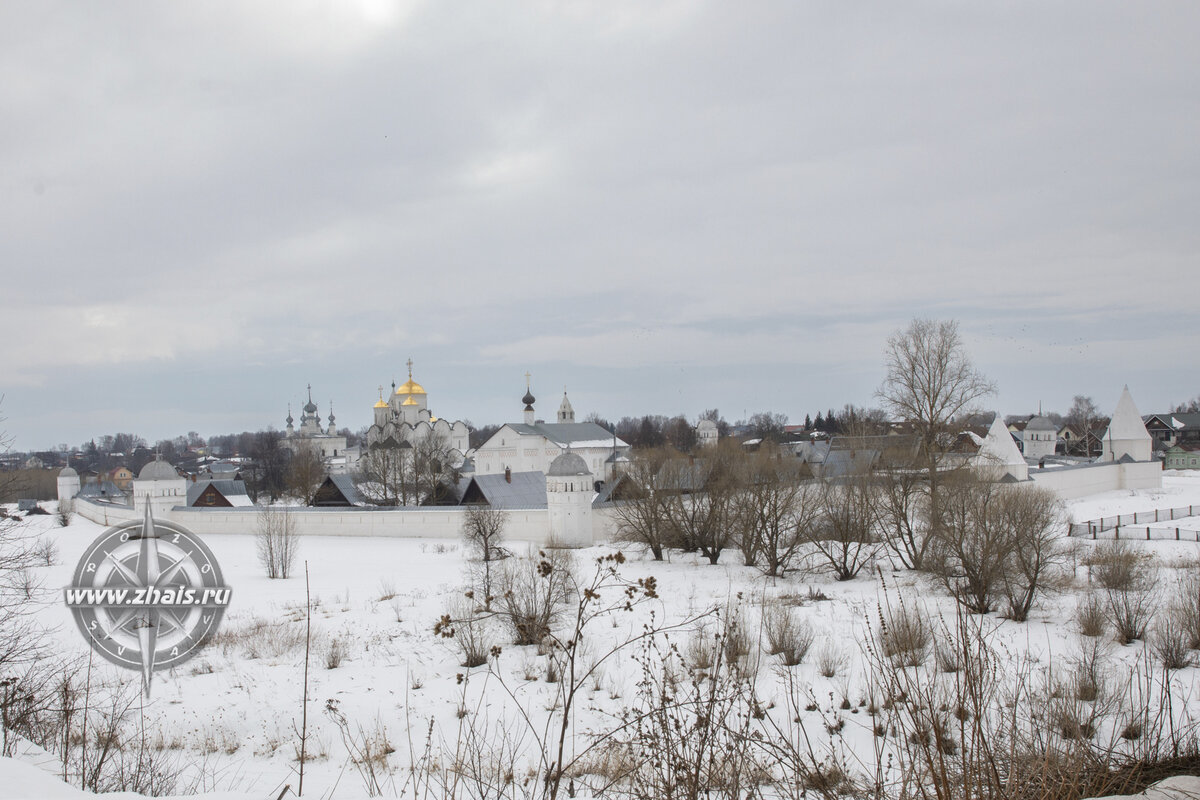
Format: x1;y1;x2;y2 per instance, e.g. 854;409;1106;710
1165;443;1200;470
187;479;253;507
1143;413;1200;447
23;456;44;470
101;467;135;492
312;475;365;507
1057;421;1107;457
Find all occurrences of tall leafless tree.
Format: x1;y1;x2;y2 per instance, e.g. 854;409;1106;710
256;504;299;579
732;449;816;577
806;473;882;581
877;318;995;548
286;443;325;506
610;447;679;561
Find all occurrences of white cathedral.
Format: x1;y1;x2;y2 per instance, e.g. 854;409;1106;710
363;360;470;458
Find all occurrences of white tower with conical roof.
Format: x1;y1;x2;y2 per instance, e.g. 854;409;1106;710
973;415;1029;481
1101;386;1152;463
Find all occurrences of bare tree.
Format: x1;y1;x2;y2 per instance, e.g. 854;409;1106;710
257;505;299;579
732;450;816;577
877;318;995;549
666;444;741;564
462;505;507;607
354;442;412;506
997;484;1065;621
409;431;462;505
1065;395;1101;457
462;504;507;562
928;473;1008;613
878;450;934;570
286;443;324;506
610;447;679;560
356;432;461;506
806;474;882;581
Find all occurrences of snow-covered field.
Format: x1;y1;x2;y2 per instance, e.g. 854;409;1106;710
6;473;1200;798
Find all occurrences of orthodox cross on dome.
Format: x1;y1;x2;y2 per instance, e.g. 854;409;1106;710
378;385;384;401
525;371;531;388
307;384;312;403
407;358;414;379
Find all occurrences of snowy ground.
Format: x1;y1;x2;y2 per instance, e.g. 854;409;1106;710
5;472;1200;798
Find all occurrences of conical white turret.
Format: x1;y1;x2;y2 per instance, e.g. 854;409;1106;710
1102;386;1152;463
974;415;1028;481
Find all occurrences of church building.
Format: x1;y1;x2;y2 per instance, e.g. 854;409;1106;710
363;360;470;458
283;385;348;468
472;376;630;483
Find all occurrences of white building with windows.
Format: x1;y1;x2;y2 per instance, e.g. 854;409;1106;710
1021;415;1058;460
472;379;629;482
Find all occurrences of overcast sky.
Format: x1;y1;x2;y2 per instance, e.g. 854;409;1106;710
3;1;1198;450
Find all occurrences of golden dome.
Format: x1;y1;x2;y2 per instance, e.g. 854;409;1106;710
401;395;419;406
394;358;427;395
395;378;427;396
374;399;388;409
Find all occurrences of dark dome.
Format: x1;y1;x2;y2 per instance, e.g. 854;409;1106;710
522;389;536;406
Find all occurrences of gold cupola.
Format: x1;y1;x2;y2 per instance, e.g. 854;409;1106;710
394;357;427;396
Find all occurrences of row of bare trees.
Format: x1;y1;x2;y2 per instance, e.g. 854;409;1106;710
609;315;1067;619
609;444;886;580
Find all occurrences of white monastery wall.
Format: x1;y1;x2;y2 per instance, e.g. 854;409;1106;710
1029;460;1161;500
74;496;621;546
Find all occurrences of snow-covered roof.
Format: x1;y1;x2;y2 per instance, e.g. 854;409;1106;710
498;422;627;449
459;471;548;509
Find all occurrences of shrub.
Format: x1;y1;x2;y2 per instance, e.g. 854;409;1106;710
1089;540;1151;591
1075;592;1106;637
55;499;73;527
816;641;847;678
33;537;58;567
685;627;717;672
1070;637;1110;702
1172;571;1200;649
325;637;345;669
1106;587;1156;645
878;600;932;668
436;594;492;668
1152;611;1193;671
762;604;815;666
497;550;573;646
720;606;757;674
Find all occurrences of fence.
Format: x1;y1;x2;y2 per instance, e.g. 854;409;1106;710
1071;525;1200;542
1068;505;1198;537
